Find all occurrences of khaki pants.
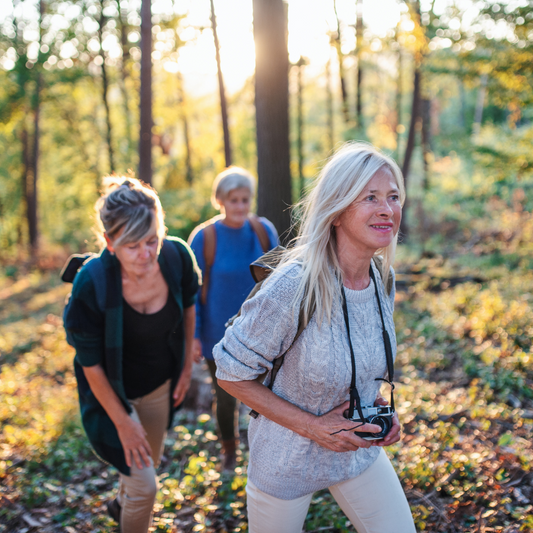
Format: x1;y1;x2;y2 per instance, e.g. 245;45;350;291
246;449;416;533
118;379;170;533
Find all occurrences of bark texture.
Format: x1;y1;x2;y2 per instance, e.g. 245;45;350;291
139;0;152;185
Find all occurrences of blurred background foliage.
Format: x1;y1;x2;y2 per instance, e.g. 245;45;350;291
0;0;532;259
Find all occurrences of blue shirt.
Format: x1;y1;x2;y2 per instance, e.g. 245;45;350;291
190;217;278;360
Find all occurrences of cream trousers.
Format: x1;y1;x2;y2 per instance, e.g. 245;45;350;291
117;379;170;533
246;449;416;533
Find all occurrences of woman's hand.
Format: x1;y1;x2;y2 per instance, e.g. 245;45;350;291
371;396;401;447
192;338;203;364
305;401;383;453
82;364;153;469
115;416;153;470
173;368;192;407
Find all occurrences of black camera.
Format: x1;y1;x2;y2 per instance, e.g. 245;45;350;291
347;405;395;441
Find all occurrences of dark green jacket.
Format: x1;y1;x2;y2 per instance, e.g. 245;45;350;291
65;237;199;475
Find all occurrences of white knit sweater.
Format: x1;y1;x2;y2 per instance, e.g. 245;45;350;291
213;260;397;500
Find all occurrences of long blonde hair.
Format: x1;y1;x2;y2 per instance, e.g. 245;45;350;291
280;142;405;326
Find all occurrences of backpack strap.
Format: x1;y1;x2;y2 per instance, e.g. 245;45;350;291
372;255;393;296
248;214;270;253
250;258;393;419
160;239;183;277
198;214;270;306
83;256;107;313
250;292;315;419
201;223;217;305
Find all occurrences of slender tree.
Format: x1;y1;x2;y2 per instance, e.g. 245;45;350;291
21;120;30;249
26;0;45;256
295;56;308;197
210;0;232;167
98;0;115;173
333;0;349;123
177;70;193;185
355;0;364;127
400;0;425;237
139;0;152;185
421;96;431;190
400;65;420;237
253;0;292;240
326;54;334;153
117;0;134;159
395;22;403;157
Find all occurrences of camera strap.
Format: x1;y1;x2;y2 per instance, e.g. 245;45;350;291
341;262;395;423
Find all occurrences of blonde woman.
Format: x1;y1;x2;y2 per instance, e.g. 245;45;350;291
213;143;416;533
188;167;278;471
64;177;199;533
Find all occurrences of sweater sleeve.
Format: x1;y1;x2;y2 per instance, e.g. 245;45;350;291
213;264;301;382
174;238;200;308
188;228;205;339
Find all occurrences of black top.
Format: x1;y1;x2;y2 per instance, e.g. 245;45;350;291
122;292;179;399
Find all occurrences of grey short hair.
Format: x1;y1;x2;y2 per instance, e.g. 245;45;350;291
211;166;255;209
94;176;166;248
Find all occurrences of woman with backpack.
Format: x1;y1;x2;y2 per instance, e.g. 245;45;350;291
213;143;416;533
64;177;199;533
188;167;278;471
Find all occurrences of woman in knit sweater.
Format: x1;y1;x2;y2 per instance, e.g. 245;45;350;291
213;143;416;533
65;177;199;533
188;167;278;471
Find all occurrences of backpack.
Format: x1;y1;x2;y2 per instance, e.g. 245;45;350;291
60;241;184;347
226;250;393;418
189;214;271;305
61;254;106;346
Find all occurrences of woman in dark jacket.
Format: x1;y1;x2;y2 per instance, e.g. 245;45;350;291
65;177;199;533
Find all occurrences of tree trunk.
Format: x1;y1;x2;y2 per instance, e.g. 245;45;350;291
117;0;133;159
210;0;232;167
326;56;334;153
395;27;402;157
99;1;115;173
27;0;44;257
333;0;349;123
139;0;152;185
400;67;421;238
421;96;431;190
253;0;292;241
402;68;421;182
21;123;29;250
29;87;40;255
296;57;305;197
177;70;193;185
472;73;488;137
355;0;363;127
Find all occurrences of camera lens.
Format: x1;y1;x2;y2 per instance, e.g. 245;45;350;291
368;416;391;438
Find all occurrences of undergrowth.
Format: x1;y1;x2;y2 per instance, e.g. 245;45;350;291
1;223;533;532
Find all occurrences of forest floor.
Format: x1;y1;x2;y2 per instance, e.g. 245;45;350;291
1;215;533;532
